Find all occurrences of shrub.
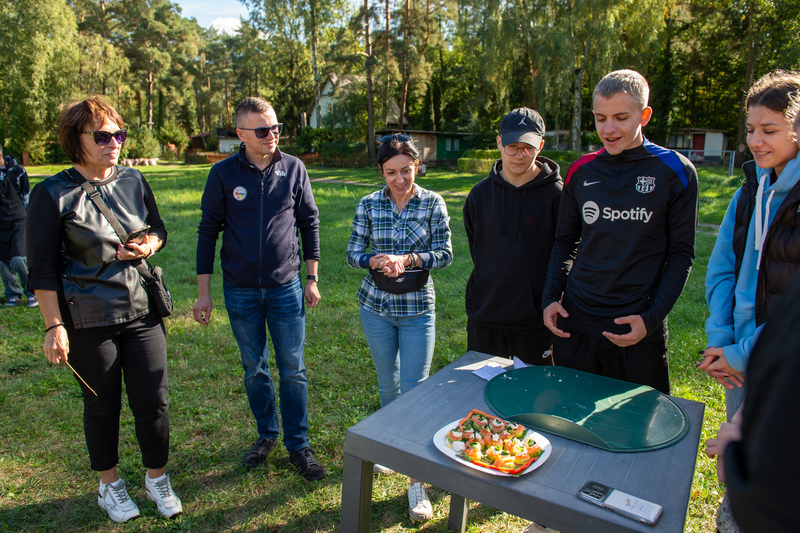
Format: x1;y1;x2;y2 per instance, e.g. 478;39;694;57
463;149;500;160
457;158;494;174
156;119;189;152
320;142;368;159
280;145;300;156
121;127;161;159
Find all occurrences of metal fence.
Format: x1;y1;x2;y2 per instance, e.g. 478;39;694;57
672;149;736;177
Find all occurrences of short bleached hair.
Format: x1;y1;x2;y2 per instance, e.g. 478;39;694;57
593;70;650;110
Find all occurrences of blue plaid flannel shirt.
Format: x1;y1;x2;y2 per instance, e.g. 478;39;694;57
346;185;453;316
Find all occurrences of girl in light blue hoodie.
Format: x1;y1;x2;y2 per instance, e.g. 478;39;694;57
701;71;800;421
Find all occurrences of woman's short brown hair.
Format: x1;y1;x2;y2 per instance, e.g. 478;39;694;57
57;97;125;164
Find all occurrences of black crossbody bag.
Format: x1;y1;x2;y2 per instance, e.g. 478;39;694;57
65;169;173;317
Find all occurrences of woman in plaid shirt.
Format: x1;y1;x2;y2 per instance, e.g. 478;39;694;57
346;134;453;521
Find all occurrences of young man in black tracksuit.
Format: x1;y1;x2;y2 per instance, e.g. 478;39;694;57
464;108;562;365
542;70;698;394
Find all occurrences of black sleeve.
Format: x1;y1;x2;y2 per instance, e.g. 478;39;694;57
26;184;63;291
141;175;167;248
463;191;475;261
639;161;698;333
725;273;800;533
295;164;320;262
196;166;225;275
542;181;580;308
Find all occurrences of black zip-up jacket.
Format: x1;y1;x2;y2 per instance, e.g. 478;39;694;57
732;160;800;325
196;145;320;288
464;156;562;331
27;167;167;329
0;155;29;230
543;139;698;336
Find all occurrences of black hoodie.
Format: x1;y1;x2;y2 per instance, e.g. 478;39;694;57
463;156;562;332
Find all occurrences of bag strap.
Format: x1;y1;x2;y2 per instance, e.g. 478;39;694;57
64;168;156;284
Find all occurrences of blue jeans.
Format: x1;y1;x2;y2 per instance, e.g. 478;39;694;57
224;275;309;453
0;256;32;299
359;307;436;407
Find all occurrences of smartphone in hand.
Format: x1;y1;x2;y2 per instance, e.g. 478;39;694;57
125;226;150;246
578;481;663;526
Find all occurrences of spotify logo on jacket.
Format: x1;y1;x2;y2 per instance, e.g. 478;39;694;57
582;201;653;224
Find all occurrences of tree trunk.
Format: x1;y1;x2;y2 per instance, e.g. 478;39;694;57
147;69;154;129
365;0;376;160
398;0;410;131
571;64;585;151
311;8;322;129
735;0;757;169
384;0;391;124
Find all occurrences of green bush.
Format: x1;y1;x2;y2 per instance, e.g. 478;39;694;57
45;142;70;164
280;145;300;156
156;119;189;152
457;158;494;174
320;142;368;159
541;149;582;163
298;127;336;155
463;149;500;159
121;127;161;159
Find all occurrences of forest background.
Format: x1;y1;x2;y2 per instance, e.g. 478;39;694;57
2;0;800;165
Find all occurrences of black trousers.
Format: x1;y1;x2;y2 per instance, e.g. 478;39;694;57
467;319;554;366
66;311;170;471
552;323;670;395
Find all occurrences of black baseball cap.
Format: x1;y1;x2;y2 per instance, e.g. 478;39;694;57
498;108;545;147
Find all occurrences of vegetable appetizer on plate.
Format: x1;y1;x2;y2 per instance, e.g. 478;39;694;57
445;409;545;475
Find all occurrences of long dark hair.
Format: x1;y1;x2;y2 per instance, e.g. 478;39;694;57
746;70;800;116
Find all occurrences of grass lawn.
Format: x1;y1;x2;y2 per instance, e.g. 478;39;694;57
0;161;741;532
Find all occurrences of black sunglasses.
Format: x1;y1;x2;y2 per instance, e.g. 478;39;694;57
380;133;412;143
81;130;127;146
239;123;284;138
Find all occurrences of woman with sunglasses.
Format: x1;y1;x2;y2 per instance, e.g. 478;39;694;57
346;134;453;521
26;97;182;522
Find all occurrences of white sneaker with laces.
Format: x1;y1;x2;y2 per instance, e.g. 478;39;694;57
407;481;433;521
145;473;183;518
98;478;140;523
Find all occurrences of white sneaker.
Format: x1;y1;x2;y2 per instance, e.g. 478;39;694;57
98;478;140;523
408;482;433;521
145;473;183;518
373;463;394;475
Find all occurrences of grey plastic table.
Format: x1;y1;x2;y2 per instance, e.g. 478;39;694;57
340;351;705;532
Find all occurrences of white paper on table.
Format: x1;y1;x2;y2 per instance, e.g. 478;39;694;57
513;356;530;369
472;362;507;381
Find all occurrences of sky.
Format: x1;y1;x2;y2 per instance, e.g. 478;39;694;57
174;0;250;34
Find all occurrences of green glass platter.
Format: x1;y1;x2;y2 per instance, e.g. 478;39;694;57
484;366;689;452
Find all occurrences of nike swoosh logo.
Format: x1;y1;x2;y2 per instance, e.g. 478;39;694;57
583;180;601;186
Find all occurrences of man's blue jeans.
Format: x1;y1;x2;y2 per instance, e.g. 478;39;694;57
1;256;32;299
359;307;436;408
224;275;309;453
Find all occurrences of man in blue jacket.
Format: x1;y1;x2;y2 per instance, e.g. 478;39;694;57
193;97;324;480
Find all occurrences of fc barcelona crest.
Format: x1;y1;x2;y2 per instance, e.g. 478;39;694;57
636;176;656;194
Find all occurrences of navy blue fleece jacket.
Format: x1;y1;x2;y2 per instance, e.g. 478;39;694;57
196;145;320;288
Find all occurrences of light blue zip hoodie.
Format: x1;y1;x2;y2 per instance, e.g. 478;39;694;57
705;153;800;372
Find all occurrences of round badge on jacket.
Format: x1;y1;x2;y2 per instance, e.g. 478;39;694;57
233;186;248;201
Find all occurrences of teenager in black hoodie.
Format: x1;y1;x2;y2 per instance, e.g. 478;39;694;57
463;108;562;365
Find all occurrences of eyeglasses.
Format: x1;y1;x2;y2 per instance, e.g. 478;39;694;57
81;130;127;146
503;144;536;157
238;123;283;138
380;133;412;143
